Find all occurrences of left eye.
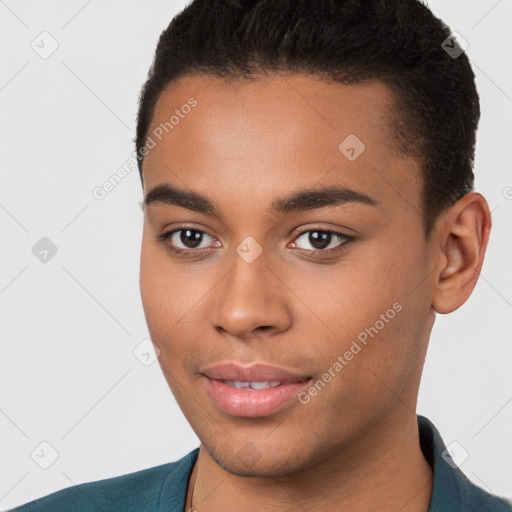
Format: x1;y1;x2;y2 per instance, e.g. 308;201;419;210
292;230;351;251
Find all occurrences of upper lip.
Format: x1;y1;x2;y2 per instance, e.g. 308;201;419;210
201;362;311;382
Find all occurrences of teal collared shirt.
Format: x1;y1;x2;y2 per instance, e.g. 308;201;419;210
9;415;511;511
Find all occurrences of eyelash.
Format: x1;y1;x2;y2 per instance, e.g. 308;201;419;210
156;227;354;259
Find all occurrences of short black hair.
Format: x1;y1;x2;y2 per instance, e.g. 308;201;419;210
135;0;480;236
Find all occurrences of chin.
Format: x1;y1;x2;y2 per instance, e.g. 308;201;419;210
204;441;316;479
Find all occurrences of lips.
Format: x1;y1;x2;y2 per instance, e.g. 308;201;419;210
200;362;313;417
200;362;312;382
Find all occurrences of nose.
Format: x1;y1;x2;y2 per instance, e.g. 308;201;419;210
210;252;293;340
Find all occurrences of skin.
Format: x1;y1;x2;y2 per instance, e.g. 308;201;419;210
139;73;491;512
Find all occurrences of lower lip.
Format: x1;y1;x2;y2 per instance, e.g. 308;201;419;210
203;376;312;417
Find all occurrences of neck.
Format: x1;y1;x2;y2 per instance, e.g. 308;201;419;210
185;412;433;512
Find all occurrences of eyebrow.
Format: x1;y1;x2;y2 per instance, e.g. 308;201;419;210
271;185;378;213
142;183;378;217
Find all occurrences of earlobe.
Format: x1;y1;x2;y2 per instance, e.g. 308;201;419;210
431;193;491;314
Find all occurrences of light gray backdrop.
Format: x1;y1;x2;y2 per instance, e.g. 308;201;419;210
1;0;511;508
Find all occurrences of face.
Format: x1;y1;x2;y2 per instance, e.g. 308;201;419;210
139;74;436;477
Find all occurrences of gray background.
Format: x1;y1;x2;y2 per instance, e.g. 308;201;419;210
1;0;511;508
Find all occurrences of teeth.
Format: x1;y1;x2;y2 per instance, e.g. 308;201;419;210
224;380;282;390
249;381;282;390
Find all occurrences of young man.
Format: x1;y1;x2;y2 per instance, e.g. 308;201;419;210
10;0;511;511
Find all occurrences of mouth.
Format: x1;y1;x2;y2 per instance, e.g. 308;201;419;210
199;362;313;417
200;361;312;382
220;379;310;390
202;375;313;417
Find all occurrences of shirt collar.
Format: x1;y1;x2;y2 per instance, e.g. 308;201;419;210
159;415;510;511
418;414;510;511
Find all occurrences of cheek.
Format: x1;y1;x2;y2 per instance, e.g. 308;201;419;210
296;298;419;433
140;239;187;351
139;236;217;360
286;252;404;339
287;244;428;408
139;239;167;335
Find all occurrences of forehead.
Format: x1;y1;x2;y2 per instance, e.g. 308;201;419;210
143;73;421;214
148;73;397;151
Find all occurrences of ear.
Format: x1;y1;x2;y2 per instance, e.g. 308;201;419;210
431;192;492;314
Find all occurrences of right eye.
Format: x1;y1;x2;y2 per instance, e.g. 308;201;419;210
157;227;221;256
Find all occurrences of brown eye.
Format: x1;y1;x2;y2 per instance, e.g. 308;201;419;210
179;229;204;248
158;228;219;252
293;229;352;252
308;231;332;250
